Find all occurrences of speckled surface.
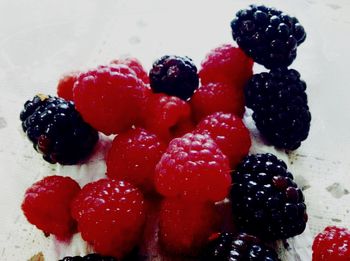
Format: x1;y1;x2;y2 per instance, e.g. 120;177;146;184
0;0;350;260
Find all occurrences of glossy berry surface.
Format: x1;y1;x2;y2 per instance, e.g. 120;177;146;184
149;55;199;100
202;232;280;261
312;226;350;261
190;82;245;123
231;5;306;68
57;71;80;101
20;95;98;164
71;179;145;259
106;128;166;193
141;93;192;141
245;68;311;150
195;112;251;168
159;198;220;256
199;44;253;87
111;57;149;84
155;133;231;202
60;253;117;261
230;153;307;240
21;176;80;239
73;64;148;135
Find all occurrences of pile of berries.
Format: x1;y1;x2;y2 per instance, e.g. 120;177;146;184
20;4;346;261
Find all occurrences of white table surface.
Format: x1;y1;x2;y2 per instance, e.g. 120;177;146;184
0;0;350;260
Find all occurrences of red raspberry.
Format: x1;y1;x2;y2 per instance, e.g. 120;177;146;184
159;198;220;255
312;226;350;261
21;176;80;240
155;133;231;202
195;112;251;168
106;128;166;193
73;64;148;135
111;57;149;84
199;44;253;87
190;82;245;123
141;93;192;141
57;71;80;101
71;179;146;258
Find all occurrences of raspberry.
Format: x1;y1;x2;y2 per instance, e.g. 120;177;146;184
155;133;231;202
230;153;308;240
202;232;280;260
20;95;98;165
231;5;306;69
141;93;192;141
245;68;311;150
199;44;253;87
159;198;220;256
21;176;80;240
71;179;145;258
195;112;251;168
73;64;148;135
111;57;149;84
106;128;166;193
312;226;350;261
190;82;245;122
57;71;80;101
149;55;199;100
59;253;117;261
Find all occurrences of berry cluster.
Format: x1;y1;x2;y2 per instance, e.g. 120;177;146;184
19;4;323;261
231;5;311;150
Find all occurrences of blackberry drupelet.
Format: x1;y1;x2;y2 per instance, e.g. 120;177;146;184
230;153;308;241
202;232;280;261
245;68;311;150
60;253;117;261
20;94;98;165
231;5;306;69
149;55;199;100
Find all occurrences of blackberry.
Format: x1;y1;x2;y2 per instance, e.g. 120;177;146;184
60;253;117;261
245;68;311;150
231;5;306;69
149;55;199;100
202;232;280;261
230;153;308;241
20;94;98;165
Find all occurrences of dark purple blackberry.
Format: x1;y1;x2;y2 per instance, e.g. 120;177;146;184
60;253;117;261
20;94;98;165
202;232;280;261
230;153;308;241
231;5;306;69
245;68;311;150
149;55;199;100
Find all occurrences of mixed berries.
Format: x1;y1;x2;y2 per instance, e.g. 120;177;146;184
20;4;344;261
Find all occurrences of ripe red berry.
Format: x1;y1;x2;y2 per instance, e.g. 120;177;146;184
312;226;350;261
21;176;80;240
190;82;245;123
57;71;80;101
199;44;253;87
71;179;146;259
106;128;166;193
159;198;220;255
73;64;148;135
155;133;231;202
141;93;192;141
195;112;251;168
111;57;149;84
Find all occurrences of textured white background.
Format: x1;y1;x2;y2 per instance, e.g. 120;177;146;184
0;0;350;260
